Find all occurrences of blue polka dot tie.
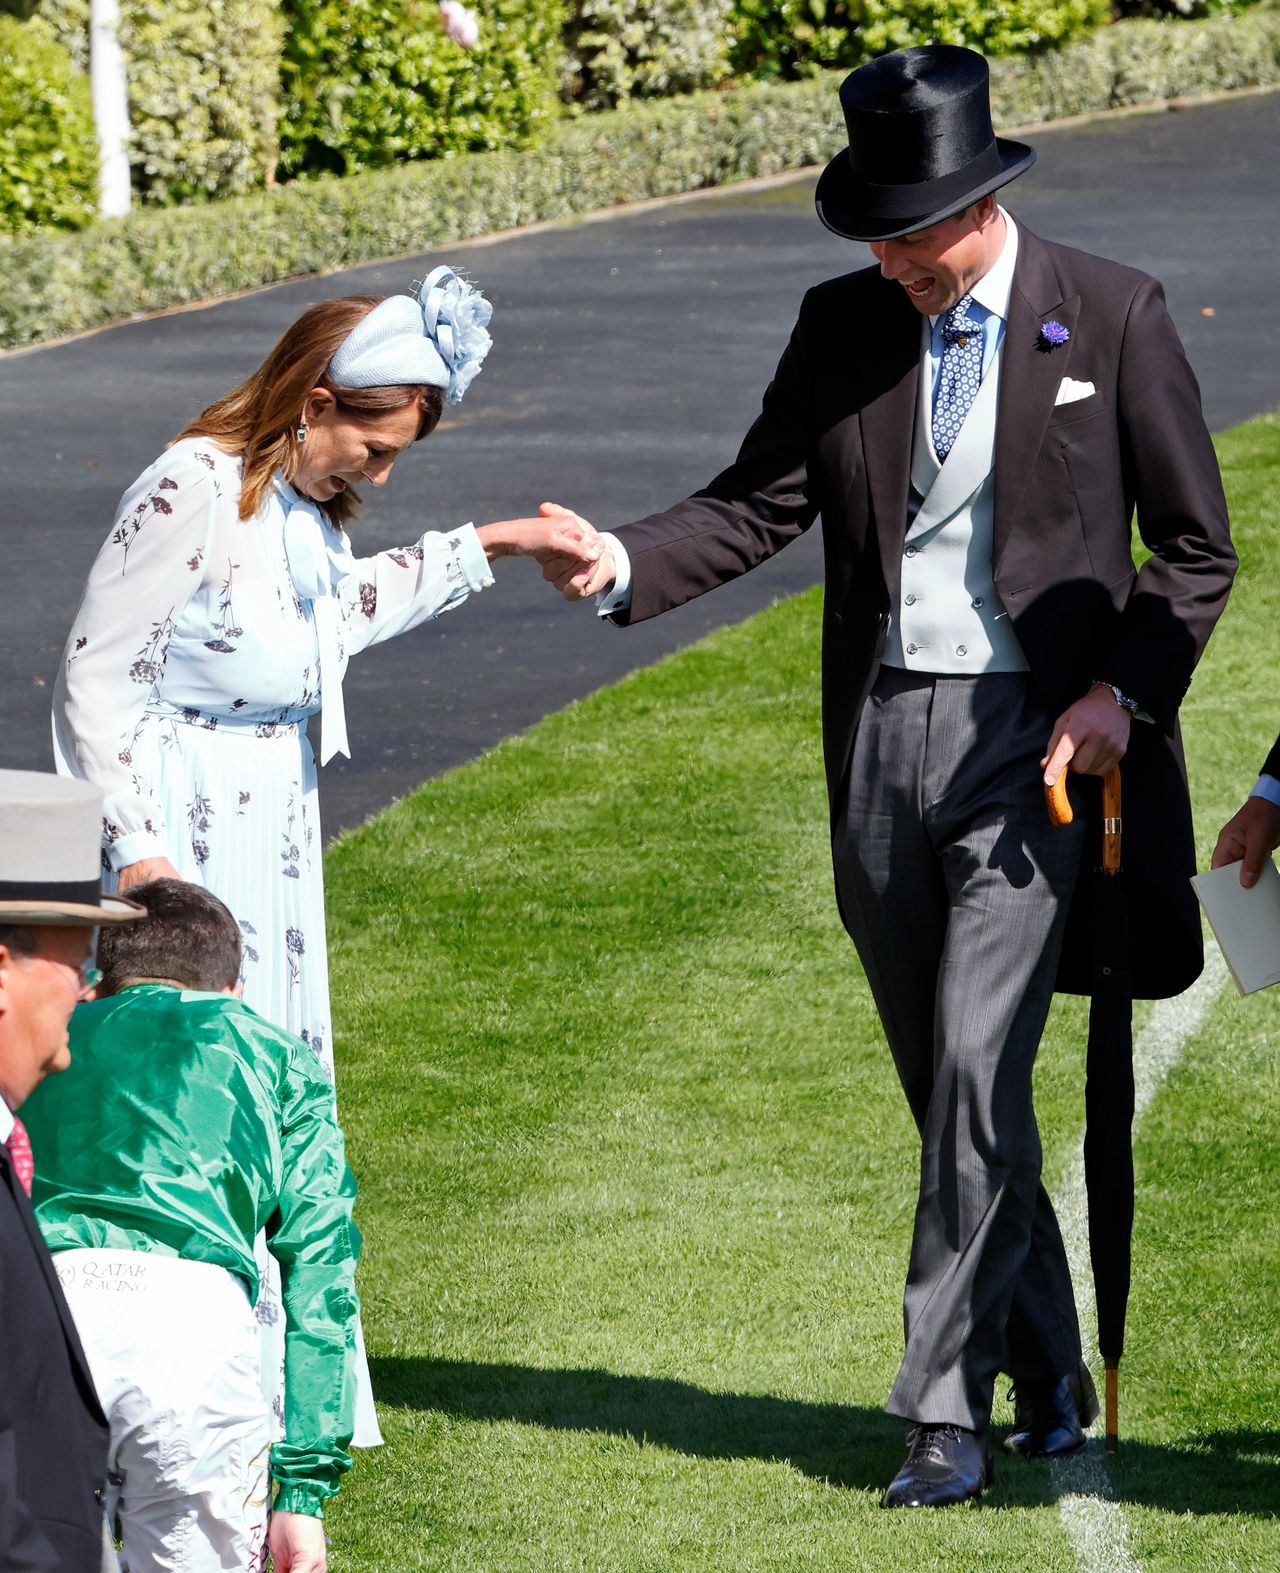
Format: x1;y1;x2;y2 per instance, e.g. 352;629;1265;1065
933;294;984;463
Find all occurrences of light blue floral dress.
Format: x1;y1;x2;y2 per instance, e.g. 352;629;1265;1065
53;436;495;1443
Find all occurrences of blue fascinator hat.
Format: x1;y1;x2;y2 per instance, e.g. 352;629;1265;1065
327;265;493;404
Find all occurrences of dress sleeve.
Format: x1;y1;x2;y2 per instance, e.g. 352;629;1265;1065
337;522;493;659
268;1043;358;1519
52;449;220;869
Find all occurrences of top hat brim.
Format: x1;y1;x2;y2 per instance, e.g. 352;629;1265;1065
815;137;1035;243
0;894;146;927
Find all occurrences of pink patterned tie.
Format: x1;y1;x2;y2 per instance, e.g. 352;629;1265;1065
6;1116;34;1196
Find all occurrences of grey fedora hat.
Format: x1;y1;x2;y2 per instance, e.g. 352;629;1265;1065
0;770;144;925
815;44;1035;243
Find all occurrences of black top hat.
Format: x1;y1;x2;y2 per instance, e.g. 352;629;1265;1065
815;45;1035;243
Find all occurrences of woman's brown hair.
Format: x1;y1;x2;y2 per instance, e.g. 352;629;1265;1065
171;296;444;527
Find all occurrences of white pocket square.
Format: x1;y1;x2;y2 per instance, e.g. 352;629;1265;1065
1054;377;1096;407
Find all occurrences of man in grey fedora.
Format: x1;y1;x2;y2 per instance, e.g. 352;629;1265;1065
541;45;1236;1504
0;769;142;1568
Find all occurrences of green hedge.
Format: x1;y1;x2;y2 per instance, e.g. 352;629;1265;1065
729;0;863;81
859;0;1111;58
278;0;564;179
39;0;282;204
562;0;735;109
2;9;1278;349
0;14;97;234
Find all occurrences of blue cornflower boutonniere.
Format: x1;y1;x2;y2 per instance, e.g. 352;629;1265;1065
1039;320;1071;350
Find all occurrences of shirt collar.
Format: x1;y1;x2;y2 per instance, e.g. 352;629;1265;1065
929;206;1019;328
0;1102;14;1146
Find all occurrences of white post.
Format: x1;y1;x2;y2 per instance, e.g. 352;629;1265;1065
90;0;131;218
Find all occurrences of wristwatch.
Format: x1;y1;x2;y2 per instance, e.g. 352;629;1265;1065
1092;679;1141;715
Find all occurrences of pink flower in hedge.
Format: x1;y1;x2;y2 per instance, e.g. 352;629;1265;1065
439;0;480;48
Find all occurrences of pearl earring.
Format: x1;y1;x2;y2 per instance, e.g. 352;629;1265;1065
296;421;308;444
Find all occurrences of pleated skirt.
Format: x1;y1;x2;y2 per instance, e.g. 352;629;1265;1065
124;708;382;1446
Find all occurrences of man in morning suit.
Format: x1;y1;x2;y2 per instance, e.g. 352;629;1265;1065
0;770;143;1569
540;46;1236;1505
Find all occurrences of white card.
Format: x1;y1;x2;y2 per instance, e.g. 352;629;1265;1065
1190;857;1280;995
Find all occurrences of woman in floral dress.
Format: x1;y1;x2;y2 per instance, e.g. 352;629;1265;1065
53;267;597;1443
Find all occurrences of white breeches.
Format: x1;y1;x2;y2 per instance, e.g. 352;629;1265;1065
56;1249;271;1573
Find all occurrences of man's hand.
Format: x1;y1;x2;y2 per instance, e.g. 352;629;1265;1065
1042;684;1131;786
1211;796;1280;888
268;1511;327;1573
536;502;617;600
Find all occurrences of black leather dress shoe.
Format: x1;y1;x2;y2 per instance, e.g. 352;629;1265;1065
881;1424;992;1508
1003;1361;1100;1457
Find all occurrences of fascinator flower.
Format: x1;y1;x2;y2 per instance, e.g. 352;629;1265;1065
418;266;493;403
327;265;493;404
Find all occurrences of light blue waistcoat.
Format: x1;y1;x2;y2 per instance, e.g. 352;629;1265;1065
882;322;1028;674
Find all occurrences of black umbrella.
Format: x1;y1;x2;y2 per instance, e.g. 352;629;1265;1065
1048;766;1131;1450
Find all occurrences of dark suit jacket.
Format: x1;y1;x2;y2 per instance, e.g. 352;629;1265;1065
612;224;1237;1000
0;1145;108;1572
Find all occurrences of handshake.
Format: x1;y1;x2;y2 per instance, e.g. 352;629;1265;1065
479;503;616;601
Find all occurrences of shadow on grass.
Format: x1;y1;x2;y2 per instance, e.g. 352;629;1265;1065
369;1356;902;1492
372;1358;1280;1517
992;1429;1279;1519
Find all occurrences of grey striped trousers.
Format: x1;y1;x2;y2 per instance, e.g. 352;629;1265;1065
832;665;1087;1431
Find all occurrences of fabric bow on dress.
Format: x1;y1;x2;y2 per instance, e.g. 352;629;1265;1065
279;487;356;766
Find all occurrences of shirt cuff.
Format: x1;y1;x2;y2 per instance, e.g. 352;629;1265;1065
448;524;495;593
1250;775;1280;807
107;828;168;871
595;532;632;618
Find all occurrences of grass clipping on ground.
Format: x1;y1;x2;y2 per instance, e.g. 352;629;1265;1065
324;413;1280;1570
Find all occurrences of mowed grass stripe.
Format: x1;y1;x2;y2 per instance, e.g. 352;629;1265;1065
1050;947;1229;1573
324;411;1280;1570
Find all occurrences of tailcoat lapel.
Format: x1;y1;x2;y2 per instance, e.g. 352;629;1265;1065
857;281;919;601
994;229;1080;571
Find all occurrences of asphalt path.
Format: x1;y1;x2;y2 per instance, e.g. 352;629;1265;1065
3;91;1277;839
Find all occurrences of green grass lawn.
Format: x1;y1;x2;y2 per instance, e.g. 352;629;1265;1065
323;412;1280;1570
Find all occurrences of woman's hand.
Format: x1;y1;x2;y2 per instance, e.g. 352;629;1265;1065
116;857;181;893
476;507;603;569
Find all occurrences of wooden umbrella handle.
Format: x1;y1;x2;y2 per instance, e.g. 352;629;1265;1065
1046;773;1073;826
1046;768;1122;873
1102;766;1121;874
